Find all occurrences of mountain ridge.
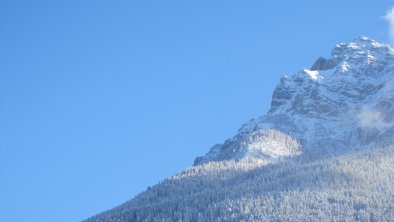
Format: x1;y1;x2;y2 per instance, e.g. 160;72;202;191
195;36;394;165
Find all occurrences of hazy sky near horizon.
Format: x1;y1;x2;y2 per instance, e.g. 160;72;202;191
1;1;394;221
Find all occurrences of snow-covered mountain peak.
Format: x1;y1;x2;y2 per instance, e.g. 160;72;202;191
313;36;393;73
333;35;389;54
194;37;394;165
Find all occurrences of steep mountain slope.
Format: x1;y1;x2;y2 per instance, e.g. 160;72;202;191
195;36;394;165
85;37;394;221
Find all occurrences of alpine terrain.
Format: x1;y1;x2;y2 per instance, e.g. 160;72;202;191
85;37;394;221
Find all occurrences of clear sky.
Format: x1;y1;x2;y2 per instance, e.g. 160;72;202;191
1;1;394;221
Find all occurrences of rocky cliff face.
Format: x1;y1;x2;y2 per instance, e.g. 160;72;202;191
195;36;394;165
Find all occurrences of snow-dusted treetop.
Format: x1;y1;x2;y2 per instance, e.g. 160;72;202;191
195;36;394;165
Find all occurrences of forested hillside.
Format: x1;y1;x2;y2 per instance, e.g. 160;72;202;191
86;146;394;221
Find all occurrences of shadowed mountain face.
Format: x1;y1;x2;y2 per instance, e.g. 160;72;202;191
85;37;394;222
195;36;394;165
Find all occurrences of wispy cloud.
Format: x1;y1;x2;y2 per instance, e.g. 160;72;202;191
357;106;387;130
384;7;394;45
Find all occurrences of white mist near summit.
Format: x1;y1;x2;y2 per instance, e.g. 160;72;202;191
85;37;394;222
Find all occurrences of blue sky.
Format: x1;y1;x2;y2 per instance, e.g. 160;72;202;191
1;1;394;221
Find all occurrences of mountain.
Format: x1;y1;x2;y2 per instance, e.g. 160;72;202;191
195;36;394;165
85;37;394;222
